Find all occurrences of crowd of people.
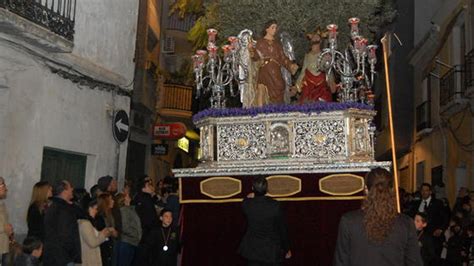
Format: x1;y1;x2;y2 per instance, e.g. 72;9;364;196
0;171;472;266
401;184;474;265
0;175;181;266
333;170;474;266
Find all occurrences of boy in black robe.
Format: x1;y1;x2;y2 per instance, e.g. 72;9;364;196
149;208;181;266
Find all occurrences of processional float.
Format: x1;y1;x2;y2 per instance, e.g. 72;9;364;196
182;18;390;176
175;18;397;266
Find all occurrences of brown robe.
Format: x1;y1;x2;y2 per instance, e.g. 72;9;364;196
253;38;293;105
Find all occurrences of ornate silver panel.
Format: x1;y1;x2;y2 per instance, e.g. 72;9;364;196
269;122;291;157
293;119;346;160
195;108;377;167
349;118;372;161
200;125;214;162
217;123;267;161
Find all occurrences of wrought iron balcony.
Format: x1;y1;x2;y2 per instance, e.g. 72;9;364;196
0;0;76;40
158;84;193;118
439;65;464;106
416;101;431;132
166;12;195;32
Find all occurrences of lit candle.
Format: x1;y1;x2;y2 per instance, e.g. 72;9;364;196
196;50;207;56
367;45;377;64
228;36;238;50
354;36;361;51
207;28;218;43
222;44;232;57
193;50;207;69
192;55;200;70
355;37;368;54
326;24;338;43
207;43;218;59
348;17;360;39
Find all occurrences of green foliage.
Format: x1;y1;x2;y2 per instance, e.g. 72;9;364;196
161;58;194;86
186;0;397;63
187;2;219;50
170;0;205;18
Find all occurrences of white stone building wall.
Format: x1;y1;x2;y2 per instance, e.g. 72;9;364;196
0;0;138;235
73;0;138;82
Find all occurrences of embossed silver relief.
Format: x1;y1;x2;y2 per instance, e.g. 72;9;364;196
217;123;267;160
269;123;291;157
200;125;214;162
349;118;372;160
293;120;346;160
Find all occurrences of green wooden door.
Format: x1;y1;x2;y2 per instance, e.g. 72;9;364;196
41;148;87;189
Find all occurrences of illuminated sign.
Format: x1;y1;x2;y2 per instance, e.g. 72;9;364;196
177;137;189;153
151;144;168;155
154;123;187;139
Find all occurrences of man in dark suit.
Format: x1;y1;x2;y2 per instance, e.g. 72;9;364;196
43;180;81;266
239;177;291;266
334;168;422;266
132;177;160;266
409;183;449;257
409;183;449;232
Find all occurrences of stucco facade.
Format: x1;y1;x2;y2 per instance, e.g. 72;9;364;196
0;0;138;235
400;0;474;204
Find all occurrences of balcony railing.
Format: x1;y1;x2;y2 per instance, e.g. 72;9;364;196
166;13;195;32
439;65;464;106
0;0;76;40
160;84;193;112
416;101;431;132
465;49;474;90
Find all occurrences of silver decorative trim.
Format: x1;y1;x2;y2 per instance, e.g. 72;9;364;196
173;161;392;177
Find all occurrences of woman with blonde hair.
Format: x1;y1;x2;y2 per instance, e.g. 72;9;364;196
96;193;117;266
333;168;423;266
27;181;52;240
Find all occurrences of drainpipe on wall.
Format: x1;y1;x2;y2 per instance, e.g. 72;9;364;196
433;59;450;198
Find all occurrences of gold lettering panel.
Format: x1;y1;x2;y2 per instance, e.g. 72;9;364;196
266;175;301;197
319;174;365;196
200;177;242;199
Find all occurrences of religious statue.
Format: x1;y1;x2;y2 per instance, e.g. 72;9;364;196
295;28;336;103
238;29;257;108
249;19;299;106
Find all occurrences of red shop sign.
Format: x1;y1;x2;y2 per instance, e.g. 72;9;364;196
154;123;187;139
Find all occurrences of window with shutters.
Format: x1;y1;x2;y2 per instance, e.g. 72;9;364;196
40;147;87;189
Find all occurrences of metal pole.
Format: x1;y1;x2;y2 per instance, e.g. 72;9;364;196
381;33;401;213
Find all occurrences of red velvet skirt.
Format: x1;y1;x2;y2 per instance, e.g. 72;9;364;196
299;70;332;103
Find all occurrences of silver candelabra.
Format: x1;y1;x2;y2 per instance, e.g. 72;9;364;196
319;18;377;104
192;29;251;108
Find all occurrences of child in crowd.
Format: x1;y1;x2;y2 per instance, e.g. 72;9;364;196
136;208;180;266
14;236;42;266
444;217;465;265
154;208;180;266
414;212;436;265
